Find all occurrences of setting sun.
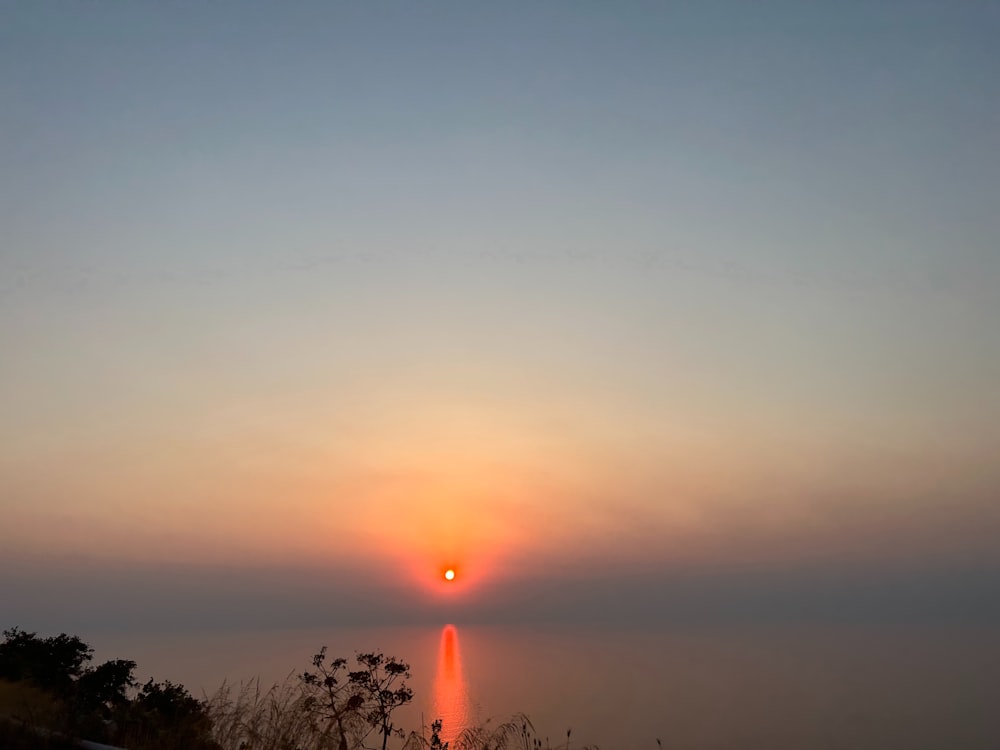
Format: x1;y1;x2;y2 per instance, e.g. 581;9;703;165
444;569;456;581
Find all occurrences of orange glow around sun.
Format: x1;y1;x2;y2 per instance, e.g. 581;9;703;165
344;434;542;595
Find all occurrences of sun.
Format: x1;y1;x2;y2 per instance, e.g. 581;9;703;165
443;569;456;582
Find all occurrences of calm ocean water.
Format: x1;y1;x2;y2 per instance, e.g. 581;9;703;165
89;623;1000;749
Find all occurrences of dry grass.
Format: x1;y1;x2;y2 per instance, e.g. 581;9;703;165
204;677;600;750
0;719;79;750
447;715;599;750
1;676;605;750
205;676;344;750
0;678;63;726
0;680;82;750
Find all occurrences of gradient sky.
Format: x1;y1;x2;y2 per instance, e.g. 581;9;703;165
2;1;999;630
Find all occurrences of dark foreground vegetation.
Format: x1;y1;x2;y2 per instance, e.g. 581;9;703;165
0;627;603;750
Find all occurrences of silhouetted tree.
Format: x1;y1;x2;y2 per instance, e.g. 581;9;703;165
0;627;93;695
301;647;359;750
75;658;138;715
350;652;413;750
301;648;413;750
1;627;217;749
118;678;218;750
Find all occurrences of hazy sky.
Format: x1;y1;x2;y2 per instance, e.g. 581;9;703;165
2;1;999;630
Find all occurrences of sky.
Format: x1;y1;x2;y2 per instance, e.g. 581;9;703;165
2;1;999;631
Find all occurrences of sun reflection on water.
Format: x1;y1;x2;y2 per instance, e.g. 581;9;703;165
432;624;472;744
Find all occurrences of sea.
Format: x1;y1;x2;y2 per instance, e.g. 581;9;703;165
88;623;1000;749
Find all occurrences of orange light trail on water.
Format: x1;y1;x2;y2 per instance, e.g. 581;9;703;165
432;624;472;745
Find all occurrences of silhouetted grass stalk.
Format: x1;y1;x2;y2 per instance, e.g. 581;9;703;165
206;676;345;750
